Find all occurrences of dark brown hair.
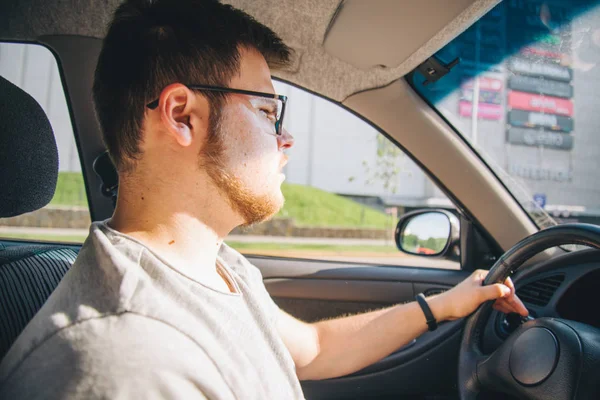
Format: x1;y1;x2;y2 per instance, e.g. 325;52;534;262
93;0;291;172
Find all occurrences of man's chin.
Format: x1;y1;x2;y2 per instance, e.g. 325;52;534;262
208;166;285;227
240;192;284;227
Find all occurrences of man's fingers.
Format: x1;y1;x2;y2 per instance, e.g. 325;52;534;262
501;277;529;316
472;273;529;316
500;277;529;316
506;294;529;316
481;283;511;302
473;269;489;283
494;296;529;316
493;302;512;314
504;277;516;292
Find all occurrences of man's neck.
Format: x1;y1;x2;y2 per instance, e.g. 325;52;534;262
109;176;242;285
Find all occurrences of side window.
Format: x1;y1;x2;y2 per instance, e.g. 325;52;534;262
227;81;459;269
0;43;89;243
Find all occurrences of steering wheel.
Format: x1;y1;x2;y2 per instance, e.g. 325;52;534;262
459;223;600;400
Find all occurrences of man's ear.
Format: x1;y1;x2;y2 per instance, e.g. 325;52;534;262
156;83;208;147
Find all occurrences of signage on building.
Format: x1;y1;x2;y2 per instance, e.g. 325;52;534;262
507;127;574;150
461;89;502;104
508;75;573;99
461;76;503;92
520;46;566;62
508;109;573;132
497;2;580;190
508;58;573;82
459;101;503;120
508;91;574;116
508;163;572;182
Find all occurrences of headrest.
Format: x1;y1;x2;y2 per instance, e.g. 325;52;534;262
0;76;59;218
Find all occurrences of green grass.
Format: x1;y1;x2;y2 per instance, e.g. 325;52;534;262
51;174;392;229
278;183;392;228
0;232;87;243
50;172;88;207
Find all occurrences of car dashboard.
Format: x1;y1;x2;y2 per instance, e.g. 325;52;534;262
483;248;600;353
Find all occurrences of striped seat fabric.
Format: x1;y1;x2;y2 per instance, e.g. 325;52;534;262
0;244;77;360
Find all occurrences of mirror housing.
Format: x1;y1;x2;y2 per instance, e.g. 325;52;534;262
395;209;460;260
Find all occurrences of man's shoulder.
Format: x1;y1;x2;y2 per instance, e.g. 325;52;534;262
0;312;232;399
0;223;161;387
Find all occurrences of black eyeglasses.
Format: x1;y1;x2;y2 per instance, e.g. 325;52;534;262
146;84;288;136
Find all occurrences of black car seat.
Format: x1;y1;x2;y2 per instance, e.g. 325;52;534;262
0;76;78;360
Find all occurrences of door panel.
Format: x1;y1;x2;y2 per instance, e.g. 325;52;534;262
246;254;469;399
302;328;463;400
267;279;413;303
251;255;469;283
249;254;468;322
273;298;390;323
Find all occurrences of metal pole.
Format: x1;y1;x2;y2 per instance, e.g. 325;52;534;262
471;21;482;146
307;94;316;186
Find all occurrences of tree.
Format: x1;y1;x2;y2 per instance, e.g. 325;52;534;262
360;135;406;194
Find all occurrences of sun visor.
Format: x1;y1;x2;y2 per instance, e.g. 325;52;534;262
323;0;481;70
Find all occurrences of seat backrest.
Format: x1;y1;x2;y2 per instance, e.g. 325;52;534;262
0;76;78;360
0;76;58;217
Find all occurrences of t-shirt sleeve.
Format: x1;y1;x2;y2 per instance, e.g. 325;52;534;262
245;258;282;324
0;314;234;400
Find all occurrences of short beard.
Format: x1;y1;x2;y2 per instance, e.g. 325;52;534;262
200;107;281;227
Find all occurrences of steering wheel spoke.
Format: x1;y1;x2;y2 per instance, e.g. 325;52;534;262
475;350;503;392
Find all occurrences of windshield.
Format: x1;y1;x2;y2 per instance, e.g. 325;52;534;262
412;0;600;229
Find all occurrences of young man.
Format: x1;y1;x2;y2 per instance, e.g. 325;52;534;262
0;0;527;398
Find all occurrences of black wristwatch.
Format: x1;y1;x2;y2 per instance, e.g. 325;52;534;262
415;293;438;331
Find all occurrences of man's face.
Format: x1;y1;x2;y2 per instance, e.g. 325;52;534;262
202;47;294;226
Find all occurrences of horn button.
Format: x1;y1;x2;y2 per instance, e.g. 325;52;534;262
509;327;559;386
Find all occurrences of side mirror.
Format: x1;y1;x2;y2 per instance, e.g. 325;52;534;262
395;209;460;259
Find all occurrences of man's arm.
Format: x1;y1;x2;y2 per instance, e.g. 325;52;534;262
277;269;528;381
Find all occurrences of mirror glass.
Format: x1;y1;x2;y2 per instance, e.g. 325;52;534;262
399;212;451;255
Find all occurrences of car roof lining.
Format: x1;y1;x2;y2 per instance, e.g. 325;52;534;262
1;0;500;102
224;0;501;101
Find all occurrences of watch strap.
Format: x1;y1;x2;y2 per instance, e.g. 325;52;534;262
415;293;438;331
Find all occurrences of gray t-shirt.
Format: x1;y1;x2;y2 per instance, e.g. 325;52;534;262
0;221;304;399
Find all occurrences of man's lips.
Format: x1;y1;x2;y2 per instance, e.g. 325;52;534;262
279;154;289;170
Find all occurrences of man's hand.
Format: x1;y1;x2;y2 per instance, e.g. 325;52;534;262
429;269;529;322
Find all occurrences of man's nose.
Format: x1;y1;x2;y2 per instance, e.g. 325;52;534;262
278;128;294;150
